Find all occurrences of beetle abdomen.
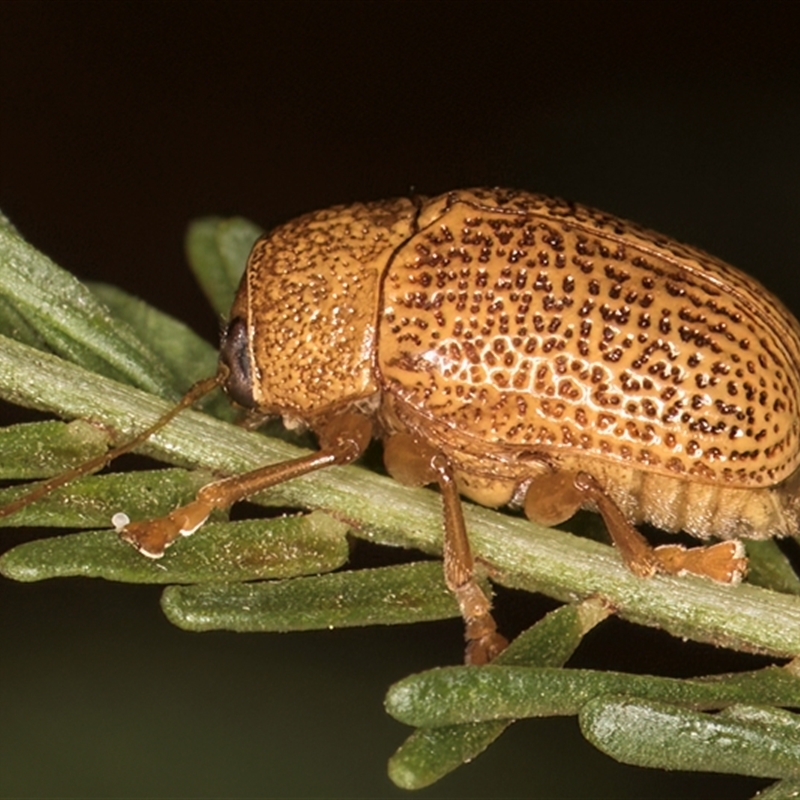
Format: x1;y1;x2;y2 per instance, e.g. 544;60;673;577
378;188;800;490
556;455;795;540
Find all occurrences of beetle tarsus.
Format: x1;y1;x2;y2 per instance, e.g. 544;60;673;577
455;582;508;663
466;631;509;666
119;518;174;558
654;540;748;584
119;498;212;557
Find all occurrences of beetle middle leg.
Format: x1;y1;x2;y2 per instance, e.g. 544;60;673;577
383;433;508;664
524;470;747;583
120;412;373;557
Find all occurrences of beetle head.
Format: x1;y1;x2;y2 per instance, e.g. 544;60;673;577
218;315;255;409
221;198;420;424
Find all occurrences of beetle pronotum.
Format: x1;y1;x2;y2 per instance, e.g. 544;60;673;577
6;187;799;663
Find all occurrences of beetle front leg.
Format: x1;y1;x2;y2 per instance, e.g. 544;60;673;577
120;412;372;557
383;433;508;664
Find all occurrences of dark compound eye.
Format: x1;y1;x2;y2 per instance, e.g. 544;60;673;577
219;316;255;408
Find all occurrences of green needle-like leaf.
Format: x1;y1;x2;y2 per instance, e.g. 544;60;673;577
749;779;800;799
0;511;349;584
0;224;178;397
0;469;211;528
580;700;800;779
385;665;800;727
388;598;612;789
86;281;233;420
0;294;49;349
746;539;800;595
185;217;262;316
161;561;461;631
0;420;111;479
87;282;218;390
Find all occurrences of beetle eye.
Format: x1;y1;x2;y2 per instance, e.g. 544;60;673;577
219;316;255;408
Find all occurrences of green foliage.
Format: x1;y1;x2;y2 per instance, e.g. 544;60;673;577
161;560;463;631
0;222;179;397
0;213;798;795
0;508;349;584
580;701;800;780
185;216;263;316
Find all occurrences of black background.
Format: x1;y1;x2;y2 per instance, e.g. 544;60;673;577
1;1;799;797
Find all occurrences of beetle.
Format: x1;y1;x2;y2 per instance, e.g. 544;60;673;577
7;188;800;663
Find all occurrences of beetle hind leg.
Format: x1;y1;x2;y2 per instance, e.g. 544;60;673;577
524;470;747;583
384;433;508;664
523;469;659;576
570;471;661;577
570;472;747;583
522;470;585;528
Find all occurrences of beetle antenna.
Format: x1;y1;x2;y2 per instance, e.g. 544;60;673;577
0;373;223;520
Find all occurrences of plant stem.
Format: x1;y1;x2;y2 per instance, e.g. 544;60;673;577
1;333;799;658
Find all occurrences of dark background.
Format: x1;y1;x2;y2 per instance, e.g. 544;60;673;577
1;1;799;797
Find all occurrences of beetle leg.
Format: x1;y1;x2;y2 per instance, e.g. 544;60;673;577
433;453;509;664
524;470;658;577
120;412;372;558
383;433;508;664
653;541;747;584
571;473;747;583
572;472;661;577
525;469;659;576
522;470;584;527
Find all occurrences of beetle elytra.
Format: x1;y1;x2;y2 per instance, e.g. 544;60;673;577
6;187;800;663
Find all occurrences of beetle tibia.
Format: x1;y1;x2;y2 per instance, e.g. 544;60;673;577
458;583;509;665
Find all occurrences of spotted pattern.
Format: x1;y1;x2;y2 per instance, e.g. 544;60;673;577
378;189;800;488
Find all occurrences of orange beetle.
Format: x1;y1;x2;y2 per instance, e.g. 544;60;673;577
15;188;800;662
